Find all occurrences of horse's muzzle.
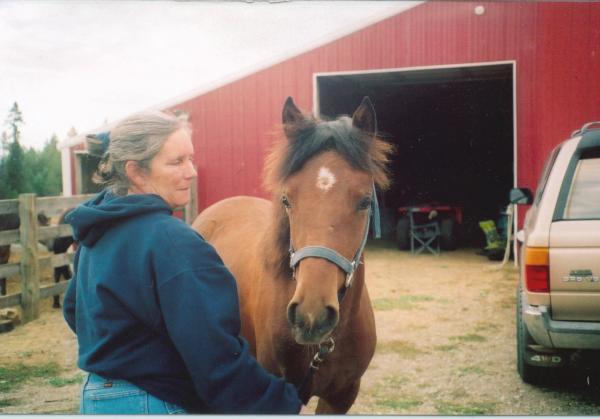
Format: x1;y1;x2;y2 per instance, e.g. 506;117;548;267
287;302;339;345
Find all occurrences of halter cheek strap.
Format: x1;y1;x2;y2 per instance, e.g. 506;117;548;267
290;246;358;287
288;183;381;292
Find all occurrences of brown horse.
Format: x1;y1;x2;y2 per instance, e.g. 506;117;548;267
0;212;49;296
192;97;391;413
48;208;77;308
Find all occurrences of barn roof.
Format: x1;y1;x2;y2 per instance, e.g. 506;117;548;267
58;1;423;150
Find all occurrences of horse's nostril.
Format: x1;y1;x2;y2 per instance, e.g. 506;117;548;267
324;305;339;328
287;302;298;325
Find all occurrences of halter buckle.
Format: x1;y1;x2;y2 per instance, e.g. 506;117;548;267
345;261;357;288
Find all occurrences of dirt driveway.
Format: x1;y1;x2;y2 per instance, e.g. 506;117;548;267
1;240;600;414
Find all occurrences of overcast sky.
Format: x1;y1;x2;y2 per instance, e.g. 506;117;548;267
0;0;418;150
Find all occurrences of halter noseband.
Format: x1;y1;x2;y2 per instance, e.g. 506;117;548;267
288;183;381;294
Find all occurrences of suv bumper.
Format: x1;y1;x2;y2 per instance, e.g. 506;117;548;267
525;305;600;349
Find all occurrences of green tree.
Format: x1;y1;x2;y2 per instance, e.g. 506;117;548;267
5;102;24;144
3;137;26;198
1;102;26;198
1;131;8;158
0;103;62;199
29;135;62;196
0;158;8;198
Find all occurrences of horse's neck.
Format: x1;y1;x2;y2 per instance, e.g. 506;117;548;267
338;265;366;326
260;206;293;279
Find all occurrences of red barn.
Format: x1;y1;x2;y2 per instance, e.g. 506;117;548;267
61;1;600;239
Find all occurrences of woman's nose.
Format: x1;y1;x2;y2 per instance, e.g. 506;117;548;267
185;160;197;178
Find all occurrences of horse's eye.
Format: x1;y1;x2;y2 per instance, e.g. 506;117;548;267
281;196;291;209
358;196;372;210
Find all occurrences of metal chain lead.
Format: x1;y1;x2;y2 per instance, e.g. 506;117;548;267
309;337;336;370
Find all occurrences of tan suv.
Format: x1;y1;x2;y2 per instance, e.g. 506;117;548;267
510;121;600;384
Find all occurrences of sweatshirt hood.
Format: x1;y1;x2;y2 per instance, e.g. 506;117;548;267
65;189;172;247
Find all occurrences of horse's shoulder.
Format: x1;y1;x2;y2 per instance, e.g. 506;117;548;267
212;195;270;208
194;196;270;224
192;196;271;242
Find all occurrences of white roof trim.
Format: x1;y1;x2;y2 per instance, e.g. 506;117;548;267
58;1;423;150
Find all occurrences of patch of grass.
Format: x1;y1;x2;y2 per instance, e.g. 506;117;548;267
498;296;514;309
449;333;487;343
451;388;470;399
435;401;496;415
365;375;410;397
372;295;434;311
459;366;485;375
377;340;425;357
381;375;410;387
376;398;422;411
474;321;499;332
17;351;33;359
0;398;17;408
364;375;412;401
47;373;85;387
433;344;458;352
0;362;60;393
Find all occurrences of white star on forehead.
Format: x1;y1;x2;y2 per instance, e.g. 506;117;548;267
316;167;337;192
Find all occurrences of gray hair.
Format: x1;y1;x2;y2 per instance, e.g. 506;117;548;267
86;110;191;195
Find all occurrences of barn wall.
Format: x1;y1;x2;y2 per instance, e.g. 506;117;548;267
169;1;600;213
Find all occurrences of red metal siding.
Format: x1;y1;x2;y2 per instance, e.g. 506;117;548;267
168;1;599;216
532;3;600;180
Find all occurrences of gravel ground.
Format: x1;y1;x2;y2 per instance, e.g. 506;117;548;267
1;240;600;414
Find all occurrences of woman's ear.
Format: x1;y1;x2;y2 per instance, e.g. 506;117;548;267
125;160;147;191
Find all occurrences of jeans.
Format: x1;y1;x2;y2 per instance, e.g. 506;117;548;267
80;372;186;414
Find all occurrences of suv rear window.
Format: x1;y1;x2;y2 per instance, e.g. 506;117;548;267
564;157;600;219
534;144;562;205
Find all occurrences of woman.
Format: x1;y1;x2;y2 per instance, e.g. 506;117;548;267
63;111;303;414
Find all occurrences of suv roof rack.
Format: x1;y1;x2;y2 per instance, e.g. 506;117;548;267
571;121;600;138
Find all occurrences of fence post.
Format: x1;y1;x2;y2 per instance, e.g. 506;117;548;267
19;193;40;323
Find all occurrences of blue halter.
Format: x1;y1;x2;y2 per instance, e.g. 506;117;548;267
288;183;381;292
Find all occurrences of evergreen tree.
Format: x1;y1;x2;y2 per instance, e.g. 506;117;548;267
0;103;63;199
1;102;26;198
0;157;8;198
1;131;8;158
32;135;62;196
4;137;26;198
6;102;24;143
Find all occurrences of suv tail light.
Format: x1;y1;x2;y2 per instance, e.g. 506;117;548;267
524;247;550;292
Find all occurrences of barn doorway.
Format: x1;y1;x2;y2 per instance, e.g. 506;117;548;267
315;62;515;249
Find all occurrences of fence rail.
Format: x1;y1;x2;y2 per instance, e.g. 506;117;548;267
0;193;94;322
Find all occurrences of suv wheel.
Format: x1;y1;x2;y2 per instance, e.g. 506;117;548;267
516;286;555;384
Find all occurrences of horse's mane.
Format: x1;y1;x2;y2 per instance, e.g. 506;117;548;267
263;115;392;192
260;113;393;277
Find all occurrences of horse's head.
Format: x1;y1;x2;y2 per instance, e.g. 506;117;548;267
264;97;391;345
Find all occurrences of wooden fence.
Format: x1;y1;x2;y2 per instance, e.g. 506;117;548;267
0;193;95;323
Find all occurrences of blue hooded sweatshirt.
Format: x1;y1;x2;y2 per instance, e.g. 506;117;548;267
63;190;301;414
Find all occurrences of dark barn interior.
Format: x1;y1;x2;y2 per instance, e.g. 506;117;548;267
317;64;514;247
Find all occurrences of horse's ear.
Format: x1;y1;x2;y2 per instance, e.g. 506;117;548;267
352;97;377;136
282;97;304;138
